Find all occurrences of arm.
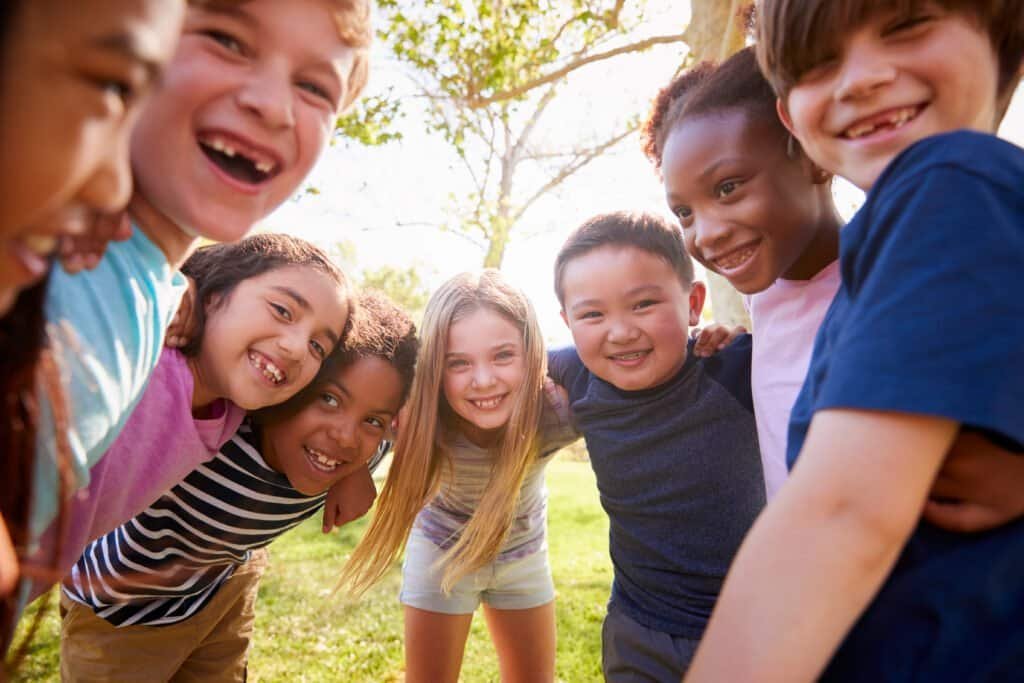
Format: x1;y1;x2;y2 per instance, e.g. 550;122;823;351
685;409;957;682
925;432;1024;532
321;465;377;533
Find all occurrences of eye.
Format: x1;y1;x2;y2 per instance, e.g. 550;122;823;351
634;299;658;311
309;339;327;359
203;29;245;55
320;392;339;408
715;180;741;199
365;416;385;430
447;358;469;370
495;349;516;361
270;302;292;321
94;78;135;105
884;13;933;36
673;205;692;221
297;80;333;102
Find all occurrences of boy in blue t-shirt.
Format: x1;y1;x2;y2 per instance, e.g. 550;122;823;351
687;2;1024;681
548;211;765;681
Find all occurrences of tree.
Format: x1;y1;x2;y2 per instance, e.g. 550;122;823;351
375;0;689;268
682;0;752;329
360;264;430;325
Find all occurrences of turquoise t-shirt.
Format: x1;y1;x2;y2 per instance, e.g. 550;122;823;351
32;229;186;545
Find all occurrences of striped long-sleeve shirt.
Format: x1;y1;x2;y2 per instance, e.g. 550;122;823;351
63;425;386;627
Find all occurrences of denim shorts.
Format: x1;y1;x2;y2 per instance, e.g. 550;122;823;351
400;528;555;614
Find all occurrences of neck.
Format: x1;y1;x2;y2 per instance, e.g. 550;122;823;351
458;418;504;449
187;354;220;416
782;203;843;281
128;193;198;270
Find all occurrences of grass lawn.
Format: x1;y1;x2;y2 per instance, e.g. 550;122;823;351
14;456;611;682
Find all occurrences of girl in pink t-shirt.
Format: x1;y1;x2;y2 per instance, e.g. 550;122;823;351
642;47;842;499
29;233;353;595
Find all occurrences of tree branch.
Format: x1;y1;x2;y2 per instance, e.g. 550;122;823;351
466;33;686;108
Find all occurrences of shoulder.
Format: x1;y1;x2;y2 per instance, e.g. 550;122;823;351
547;345;586;384
696;335;753;410
875;130;1024;198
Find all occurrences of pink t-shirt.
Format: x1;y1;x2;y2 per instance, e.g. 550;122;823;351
30;348;245;596
747;260;841;500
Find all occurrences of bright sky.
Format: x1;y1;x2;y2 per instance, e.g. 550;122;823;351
262;3;1024;346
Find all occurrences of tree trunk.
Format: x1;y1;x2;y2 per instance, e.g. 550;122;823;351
683;0;752;330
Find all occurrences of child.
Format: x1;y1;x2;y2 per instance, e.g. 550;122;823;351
340;270;578;683
687;2;1024;681
643;46;843;499
30;0;371;561
548;211;765;680
0;0;185;655
60;291;418;681
29;234;352;598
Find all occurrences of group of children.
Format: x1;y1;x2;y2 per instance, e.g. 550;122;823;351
0;0;1021;681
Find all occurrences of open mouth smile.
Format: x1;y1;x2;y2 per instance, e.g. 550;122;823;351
248;350;287;386
841;104;924;140
608;350;650;365
710;241;760;273
198;131;282;187
469;395;507;410
304;445;346;473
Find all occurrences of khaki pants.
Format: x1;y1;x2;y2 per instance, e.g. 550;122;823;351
60;548;269;683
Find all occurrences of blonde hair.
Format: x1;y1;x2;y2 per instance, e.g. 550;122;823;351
339;270;547;594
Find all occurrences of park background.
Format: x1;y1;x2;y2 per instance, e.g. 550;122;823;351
16;0;1024;680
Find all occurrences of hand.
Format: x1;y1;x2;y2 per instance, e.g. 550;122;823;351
924;430;1024;533
321;466;377;533
165;276;198;348
690;323;748;357
58;212;132;273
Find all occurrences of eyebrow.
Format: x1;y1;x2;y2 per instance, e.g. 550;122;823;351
697;157;745;182
271;286;341;346
569;285;663;314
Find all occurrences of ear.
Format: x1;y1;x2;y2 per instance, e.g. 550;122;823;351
776;97;797;136
687;281;707;326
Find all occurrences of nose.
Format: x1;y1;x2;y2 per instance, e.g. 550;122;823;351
76;130;134;218
606;316;640;344
236;62;296;130
470;364;496;389
277;327;307;361
328;418;358;450
834;34;896;101
691;212;731;255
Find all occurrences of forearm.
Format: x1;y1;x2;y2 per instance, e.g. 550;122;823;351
686;410;957;682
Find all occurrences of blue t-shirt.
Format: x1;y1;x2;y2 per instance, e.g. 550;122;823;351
549;337;764;638
788;131;1024;681
34;229;186;543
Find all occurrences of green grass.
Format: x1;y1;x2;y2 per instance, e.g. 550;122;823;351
15;457;611;682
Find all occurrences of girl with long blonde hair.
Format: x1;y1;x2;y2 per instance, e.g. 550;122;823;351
340;269;576;683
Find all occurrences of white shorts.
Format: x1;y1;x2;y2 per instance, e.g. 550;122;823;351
400;528;555;614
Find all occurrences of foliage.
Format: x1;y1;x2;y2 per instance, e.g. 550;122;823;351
334;91;405;147
359;264;431;325
374;0;687;267
17;458;612;682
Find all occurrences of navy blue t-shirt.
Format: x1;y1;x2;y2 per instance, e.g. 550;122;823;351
549;337;764;638
788;131;1024;681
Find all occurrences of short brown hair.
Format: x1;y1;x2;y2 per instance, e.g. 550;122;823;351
757;0;1024;108
554;211;695;305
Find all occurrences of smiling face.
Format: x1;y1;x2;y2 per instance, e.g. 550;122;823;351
779;4;1002;190
442;307;527;445
560;245;704;392
261;355;403;495
0;0;184;313
662;110;838;294
129;0;358;241
191;265;349;411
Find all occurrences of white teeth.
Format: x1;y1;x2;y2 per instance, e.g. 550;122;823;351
22;234;58;256
845;107;918;139
249;351;285;384
714;244;757;270
305;446;339;471
255;161;274;173
613;351;645;361
472;397;503;409
223;145;236;158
